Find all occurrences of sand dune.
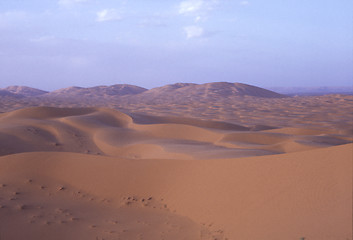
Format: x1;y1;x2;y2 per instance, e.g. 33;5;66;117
1;107;350;159
0;145;351;240
0;83;352;240
1;85;352;134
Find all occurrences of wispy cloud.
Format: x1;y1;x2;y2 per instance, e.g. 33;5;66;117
96;9;122;22
58;0;88;7
179;0;220;15
178;0;219;23
184;25;204;39
239;1;250;6
179;0;204;14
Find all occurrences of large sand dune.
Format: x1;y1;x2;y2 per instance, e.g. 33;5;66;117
0;105;351;240
0;83;352;239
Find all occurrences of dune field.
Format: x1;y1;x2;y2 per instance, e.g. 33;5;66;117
0;83;352;240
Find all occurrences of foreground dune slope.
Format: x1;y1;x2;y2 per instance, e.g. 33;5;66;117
0;107;352;240
0;143;351;240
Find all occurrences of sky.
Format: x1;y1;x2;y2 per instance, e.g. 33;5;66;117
0;0;352;91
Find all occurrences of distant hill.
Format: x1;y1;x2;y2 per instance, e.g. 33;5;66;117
0;89;24;98
1;82;286;104
270;86;353;96
123;82;285;104
145;83;198;94
3;86;48;97
46;84;147;98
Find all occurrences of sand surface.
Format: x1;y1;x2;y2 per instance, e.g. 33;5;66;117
0;94;352;239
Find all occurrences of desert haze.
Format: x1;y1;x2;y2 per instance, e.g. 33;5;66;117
0;82;352;240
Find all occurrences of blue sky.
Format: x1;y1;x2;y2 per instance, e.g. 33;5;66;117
0;0;352;90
